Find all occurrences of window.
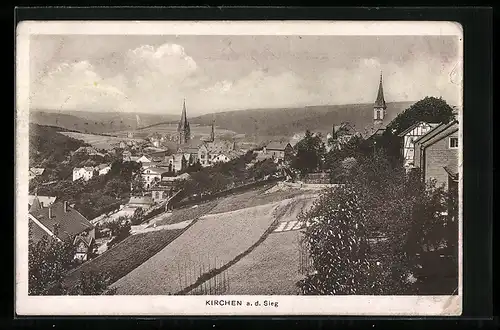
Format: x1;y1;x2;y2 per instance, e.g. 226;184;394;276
376;110;381;120
449;137;459;149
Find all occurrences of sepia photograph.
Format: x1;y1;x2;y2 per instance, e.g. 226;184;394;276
16;20;462;316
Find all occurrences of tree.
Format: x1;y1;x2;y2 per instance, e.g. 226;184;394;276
28;224;75;295
297;185;375;295
299;149;456;295
291;130;326;175
252;159;278;180
131;207;145;225
379;97;455;161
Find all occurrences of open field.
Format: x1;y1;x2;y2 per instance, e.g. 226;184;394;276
59;131;145;150
113;123;238;141
61;228;185;292
147;201;219;228
208;184;315;215
111;201;279;295
222;230;304;295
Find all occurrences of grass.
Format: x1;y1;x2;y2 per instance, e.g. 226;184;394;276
61;228;184;292
223;230;304;295
111;201;279;295
147;200;219;228
208;184;311;215
59;131;143;150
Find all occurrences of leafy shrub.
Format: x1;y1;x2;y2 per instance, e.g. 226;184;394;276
299;149;457;295
297;185;375;295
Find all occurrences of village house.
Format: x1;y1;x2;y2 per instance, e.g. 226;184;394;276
73;146;104;157
96;164;111;176
197;140;236;167
165;153;192;173
127;196;154;210
263;142;294;163
72;167;95;182
149;186;173;203
141;166;170;189
29;167;45;181
398;121;440;169
413;120;459;190
28;198;95;261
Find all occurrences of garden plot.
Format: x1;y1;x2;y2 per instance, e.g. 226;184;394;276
110;201;280;295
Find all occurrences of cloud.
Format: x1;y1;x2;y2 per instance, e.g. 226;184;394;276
30;60;132;111
317;55;461;106
29;41;462;114
194;69;319;111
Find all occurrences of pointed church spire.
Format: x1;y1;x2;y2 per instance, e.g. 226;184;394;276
210;119;215;142
374;71;387;110
177;98;191;144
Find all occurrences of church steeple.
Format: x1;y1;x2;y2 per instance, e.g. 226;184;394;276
177;98;191;144
210;119;215;142
373;71;387;126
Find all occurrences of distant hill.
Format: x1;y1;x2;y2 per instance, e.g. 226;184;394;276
29;123;86;168
186;101;415;137
30;110;175;134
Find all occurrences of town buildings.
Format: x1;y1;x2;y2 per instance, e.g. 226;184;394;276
28;195;56;208
141;166;169;188
413;120;459;190
96;164;111;176
398;121;440;169
28;198;95;261
29;168;45;181
262;142;294;163
72;167;95;181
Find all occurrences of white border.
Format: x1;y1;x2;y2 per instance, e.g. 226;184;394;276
15;20;463;316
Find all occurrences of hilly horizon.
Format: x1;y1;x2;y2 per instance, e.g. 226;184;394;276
30;101;415;138
188;101;415;137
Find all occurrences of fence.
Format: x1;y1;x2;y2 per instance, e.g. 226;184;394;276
168;255;231;295
298;236;315;276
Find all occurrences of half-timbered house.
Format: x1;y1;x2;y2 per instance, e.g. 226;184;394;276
398;121;439;169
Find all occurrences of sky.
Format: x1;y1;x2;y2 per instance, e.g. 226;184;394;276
29;35;462;115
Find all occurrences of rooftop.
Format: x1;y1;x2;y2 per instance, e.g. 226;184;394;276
28;195;56;208
29;200;93;243
128;196;154;205
266;141;291;150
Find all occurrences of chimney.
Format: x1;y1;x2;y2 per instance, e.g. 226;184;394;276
64;201;69;213
48;206;52;219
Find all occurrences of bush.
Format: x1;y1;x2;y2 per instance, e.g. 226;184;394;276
28;231;75;295
297;185;375;295
66;271;117;295
299;149;457;295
